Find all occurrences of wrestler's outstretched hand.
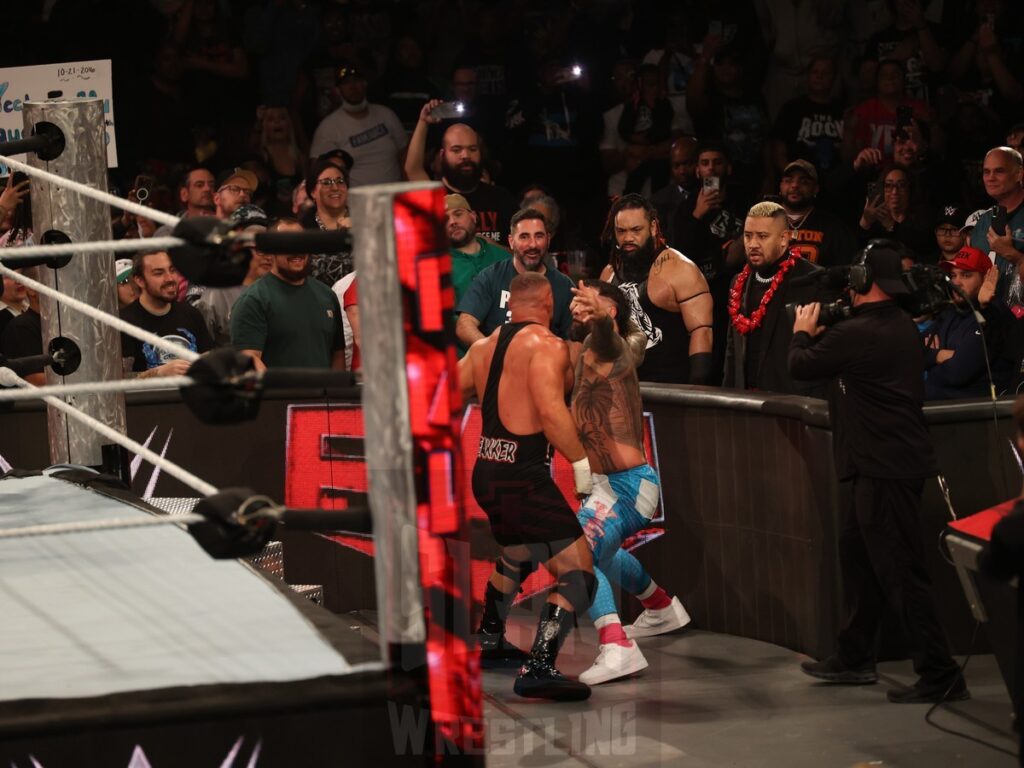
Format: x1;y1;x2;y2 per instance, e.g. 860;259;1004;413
570;282;606;324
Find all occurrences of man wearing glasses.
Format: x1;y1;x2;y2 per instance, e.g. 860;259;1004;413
213;168;258;219
932;205;966;264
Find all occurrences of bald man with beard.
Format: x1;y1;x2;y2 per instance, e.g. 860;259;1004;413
405;100;517;242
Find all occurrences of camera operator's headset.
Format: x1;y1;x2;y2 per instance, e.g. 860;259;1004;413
848;239;903;295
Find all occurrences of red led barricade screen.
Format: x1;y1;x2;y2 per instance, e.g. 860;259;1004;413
286;403;666;603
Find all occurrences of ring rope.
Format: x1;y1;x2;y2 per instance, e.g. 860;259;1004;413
0;263;200;364
0;375;192;402
0;236;186;262
0;512;207;541
0;368;218;497
0;154;180;227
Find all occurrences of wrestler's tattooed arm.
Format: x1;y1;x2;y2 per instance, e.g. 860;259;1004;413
588;313;626;362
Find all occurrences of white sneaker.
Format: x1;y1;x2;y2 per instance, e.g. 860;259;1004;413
624;596;691;639
578;641;648;685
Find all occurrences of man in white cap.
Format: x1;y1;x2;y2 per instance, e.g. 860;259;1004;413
115;259;139;309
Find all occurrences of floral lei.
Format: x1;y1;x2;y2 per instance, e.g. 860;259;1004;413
728;251;800;335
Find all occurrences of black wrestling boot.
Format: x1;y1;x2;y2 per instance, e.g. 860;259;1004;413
477;583;529;669
513;603;591;701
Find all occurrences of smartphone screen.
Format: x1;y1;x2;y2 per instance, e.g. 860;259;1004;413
993;205;1008;236
431;102;465;120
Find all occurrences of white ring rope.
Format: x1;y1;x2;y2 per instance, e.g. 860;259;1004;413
0;368;218;497
0;236;185;262
0;263;200;364
0;154;180;227
0;512;206;540
0;375;193;402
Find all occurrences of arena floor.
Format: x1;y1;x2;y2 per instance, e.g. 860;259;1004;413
352;609;1017;767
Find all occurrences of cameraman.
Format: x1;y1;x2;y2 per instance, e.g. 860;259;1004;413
788;242;968;704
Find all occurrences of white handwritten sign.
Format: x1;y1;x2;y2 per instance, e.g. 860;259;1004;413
0;59;117;172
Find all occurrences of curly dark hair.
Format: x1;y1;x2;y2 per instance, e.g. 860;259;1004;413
601;193;665;280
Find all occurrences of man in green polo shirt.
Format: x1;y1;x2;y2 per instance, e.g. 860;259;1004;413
230;218;346;370
448;193;509;305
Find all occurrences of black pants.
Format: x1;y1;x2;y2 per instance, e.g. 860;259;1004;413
836;475;959;684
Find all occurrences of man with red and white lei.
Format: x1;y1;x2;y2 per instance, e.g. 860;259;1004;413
722;201;826;395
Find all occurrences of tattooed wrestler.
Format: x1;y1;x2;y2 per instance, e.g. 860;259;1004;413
567;280;691;685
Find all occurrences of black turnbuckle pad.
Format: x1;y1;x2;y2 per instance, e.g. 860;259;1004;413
0;122;66;162
189;487;278;559
180;348;262;424
40;230;74;269
169;217;249;287
33;121;66;162
48;336;81;376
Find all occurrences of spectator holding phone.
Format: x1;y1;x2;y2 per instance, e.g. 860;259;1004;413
858;165;933;257
671;140;744;382
968;146;1024;312
405;100;517;243
844;59;933;163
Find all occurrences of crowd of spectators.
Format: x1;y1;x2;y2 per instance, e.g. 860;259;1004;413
1;0;1023;400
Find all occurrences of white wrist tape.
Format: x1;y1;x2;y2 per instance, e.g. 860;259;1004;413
572;456;593;496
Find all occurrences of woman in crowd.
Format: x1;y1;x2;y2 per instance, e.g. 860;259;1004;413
859;165;933;258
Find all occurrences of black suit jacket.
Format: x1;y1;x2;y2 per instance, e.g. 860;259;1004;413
723;257;826;396
650;183;692;246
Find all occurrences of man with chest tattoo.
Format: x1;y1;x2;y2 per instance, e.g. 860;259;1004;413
569;280;690;685
600;194;714;384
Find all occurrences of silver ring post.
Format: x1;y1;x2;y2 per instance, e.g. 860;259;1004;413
23;98;126;468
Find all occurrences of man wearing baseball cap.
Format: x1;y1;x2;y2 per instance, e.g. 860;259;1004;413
778;159;857;268
446;194;509;312
115;258;139;309
309;62;408;187
789;240;968;704
214;168;258;219
932;205;966;264
195;205;274;346
921;246;995;400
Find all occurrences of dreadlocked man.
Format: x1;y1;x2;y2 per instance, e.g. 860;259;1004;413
599;194;714;384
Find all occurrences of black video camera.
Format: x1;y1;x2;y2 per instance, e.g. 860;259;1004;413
784;265;854;328
784;262;960;328
784;297;853;328
900;263;957;317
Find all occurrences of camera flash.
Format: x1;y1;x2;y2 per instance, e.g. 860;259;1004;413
571;65;583;77
455;102;465;114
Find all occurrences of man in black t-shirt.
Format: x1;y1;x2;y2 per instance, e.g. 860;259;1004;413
120;251;214;378
405;109;517;243
778;160;858;268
